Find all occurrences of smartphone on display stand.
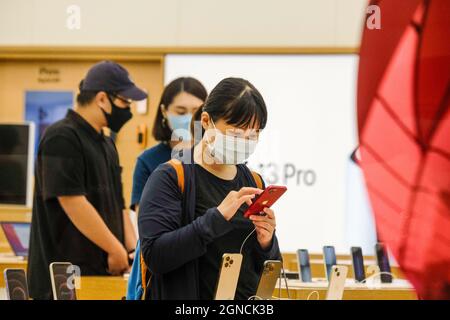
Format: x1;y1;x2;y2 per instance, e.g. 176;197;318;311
214;253;243;300
255;260;282;299
4;269;29;300
323;246;337;281
325;265;348;300
351;246;366;283
375;243;393;283
49;262;78;300
296;249;312;282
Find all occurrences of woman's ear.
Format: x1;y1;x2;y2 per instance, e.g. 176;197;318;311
200;111;211;130
160;104;167;117
160;104;169;128
201;112;217;144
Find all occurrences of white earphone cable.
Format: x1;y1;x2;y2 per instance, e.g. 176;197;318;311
240;228;256;255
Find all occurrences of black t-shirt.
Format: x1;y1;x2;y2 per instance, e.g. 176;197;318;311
28;110;126;299
195;164;262;300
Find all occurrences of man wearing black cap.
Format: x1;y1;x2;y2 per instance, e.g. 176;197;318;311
28;61;147;299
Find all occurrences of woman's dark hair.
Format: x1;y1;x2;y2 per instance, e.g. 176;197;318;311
152;77;207;142
191;77;267;139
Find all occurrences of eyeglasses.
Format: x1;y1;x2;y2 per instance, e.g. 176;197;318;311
108;93;132;106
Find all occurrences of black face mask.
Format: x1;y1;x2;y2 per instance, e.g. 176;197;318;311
101;95;133;133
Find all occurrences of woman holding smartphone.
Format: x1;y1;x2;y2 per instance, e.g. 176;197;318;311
138;77;281;300
131;77;207;212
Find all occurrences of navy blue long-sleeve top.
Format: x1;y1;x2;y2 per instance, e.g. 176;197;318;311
130;142;171;210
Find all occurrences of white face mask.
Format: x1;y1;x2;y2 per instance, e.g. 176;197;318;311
205;118;258;164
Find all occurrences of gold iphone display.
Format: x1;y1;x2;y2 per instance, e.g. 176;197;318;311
255;260;282;300
325;265;348;300
214;253;243;300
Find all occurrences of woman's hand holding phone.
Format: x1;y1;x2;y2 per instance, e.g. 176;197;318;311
250;207;276;250
217;187;263;221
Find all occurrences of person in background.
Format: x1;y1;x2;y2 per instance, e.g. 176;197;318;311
28;61;147;299
130;77;207;212
138;77;281;300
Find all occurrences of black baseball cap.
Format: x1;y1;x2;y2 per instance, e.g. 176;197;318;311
79;60;147;101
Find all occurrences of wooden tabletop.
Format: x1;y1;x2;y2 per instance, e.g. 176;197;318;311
274;279;417;300
76;276;128;300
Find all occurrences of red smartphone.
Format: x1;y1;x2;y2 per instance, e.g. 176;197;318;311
243;185;287;218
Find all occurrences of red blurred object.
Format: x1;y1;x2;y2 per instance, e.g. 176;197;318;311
358;0;450;299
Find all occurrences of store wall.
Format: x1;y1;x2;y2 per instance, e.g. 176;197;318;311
0;0;367;47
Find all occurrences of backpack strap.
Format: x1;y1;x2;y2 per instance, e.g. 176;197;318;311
140;158;185;300
250;170;263;189
140;249;150;300
168;158;185;193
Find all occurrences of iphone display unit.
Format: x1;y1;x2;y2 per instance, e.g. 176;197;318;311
296;249;312;282
325;265;348;300
375;243;393;283
255;260;282;299
49;262;78;300
214;253;243;300
351;246;366;283
4;269;29;300
323;246;337;281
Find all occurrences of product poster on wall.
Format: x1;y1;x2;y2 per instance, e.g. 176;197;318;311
24;90;73;156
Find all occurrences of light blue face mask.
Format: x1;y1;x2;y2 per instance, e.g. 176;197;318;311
167;114;192;142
